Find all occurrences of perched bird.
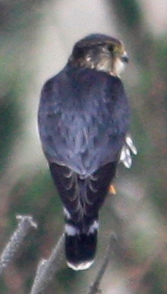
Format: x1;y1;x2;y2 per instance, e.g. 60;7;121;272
38;33;134;271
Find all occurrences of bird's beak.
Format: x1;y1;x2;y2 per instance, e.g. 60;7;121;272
121;52;129;63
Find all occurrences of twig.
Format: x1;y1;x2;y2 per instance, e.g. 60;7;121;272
88;233;117;294
30;233;65;294
0;215;37;275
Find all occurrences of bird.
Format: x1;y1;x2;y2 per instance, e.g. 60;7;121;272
38;33;135;271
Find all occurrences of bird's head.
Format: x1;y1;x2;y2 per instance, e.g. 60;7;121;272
69;34;129;77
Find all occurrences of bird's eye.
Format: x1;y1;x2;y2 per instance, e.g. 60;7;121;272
108;44;114;52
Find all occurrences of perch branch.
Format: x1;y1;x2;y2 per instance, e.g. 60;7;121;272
30;233;65;294
88;233;117;294
0;215;37;275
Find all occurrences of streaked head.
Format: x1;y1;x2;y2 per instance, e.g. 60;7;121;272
69;33;129;77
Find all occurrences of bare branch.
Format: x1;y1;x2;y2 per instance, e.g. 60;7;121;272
0;215;37;275
88;233;117;294
30;233;65;294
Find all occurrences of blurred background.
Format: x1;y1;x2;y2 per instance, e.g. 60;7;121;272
0;0;167;293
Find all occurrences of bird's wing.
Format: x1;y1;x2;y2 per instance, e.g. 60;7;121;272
38;67;130;176
49;161;117;222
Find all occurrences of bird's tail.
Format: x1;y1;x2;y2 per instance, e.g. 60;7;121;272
64;217;98;271
49;161;117;270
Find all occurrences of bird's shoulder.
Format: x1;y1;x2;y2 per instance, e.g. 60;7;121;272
40;66;125;105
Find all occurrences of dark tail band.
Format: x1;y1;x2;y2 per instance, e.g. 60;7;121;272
65;220;98;270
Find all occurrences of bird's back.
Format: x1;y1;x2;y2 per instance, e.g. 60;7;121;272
38;66;130;176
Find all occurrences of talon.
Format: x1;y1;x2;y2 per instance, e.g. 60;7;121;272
109;185;116;194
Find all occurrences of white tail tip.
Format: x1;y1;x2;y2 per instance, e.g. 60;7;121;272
67;259;94;271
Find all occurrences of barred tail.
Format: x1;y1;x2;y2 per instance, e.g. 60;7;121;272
49;161;117;270
64;218;98;271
